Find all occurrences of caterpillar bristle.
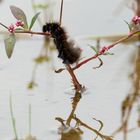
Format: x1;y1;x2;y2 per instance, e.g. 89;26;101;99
42;22;81;64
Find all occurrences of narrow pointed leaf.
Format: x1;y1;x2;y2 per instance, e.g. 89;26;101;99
29;12;40;30
10;5;28;29
103;52;114;55
15;27;24;31
88;44;98;54
124;20;132;32
4;34;16;58
93;57;103;69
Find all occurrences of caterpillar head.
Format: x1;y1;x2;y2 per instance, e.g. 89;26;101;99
42;22;60;34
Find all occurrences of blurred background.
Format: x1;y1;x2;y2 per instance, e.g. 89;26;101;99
0;0;139;140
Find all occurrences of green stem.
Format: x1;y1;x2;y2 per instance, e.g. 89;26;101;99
9;94;18;140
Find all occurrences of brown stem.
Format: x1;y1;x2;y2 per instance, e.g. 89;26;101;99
72;31;138;71
0;22;51;36
72;116;113;140
66;105;77;126
66;91;81;125
15;30;50;36
65;64;82;125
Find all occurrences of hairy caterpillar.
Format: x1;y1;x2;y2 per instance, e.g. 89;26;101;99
42;22;81;64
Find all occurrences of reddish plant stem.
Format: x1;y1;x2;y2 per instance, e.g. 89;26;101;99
72;31;137;70
15;30;50;36
72;116;113;140
65;64;82;125
66;64;81;92
1;22;140;71
0;22;81;92
0;22;50;36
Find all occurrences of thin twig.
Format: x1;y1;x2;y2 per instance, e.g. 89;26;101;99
66;92;81;125
72;31;138;71
65;64;82;125
15;30;50;36
0;22;9;29
0;22;50;36
93;117;104;140
9;94;18;140
59;0;64;25
1;23;140;72
66;64;82;92
72;115;113;140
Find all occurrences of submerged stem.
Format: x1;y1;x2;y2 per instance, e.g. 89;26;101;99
66;64;82;125
29;103;32;136
66;91;81;125
72;116;113;140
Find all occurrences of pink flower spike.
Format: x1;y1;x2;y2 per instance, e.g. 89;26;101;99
8;24;15;33
15;20;24;27
132;15;140;24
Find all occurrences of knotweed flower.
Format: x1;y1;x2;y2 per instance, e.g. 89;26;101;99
132;15;140;24
15;20;24;27
8;24;15;33
99;46;109;54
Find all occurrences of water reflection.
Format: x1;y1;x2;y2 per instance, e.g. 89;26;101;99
60;127;82;140
55;90;113;140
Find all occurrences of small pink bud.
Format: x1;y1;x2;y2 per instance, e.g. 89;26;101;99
99;46;109;54
15;20;24;27
8;24;15;33
132;15;140;24
80;48;83;52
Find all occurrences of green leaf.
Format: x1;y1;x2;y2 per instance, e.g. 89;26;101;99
124;20;132;32
4;34;16;58
10;5;28;29
103;52;114;55
88;44;98;54
29;12;40;30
